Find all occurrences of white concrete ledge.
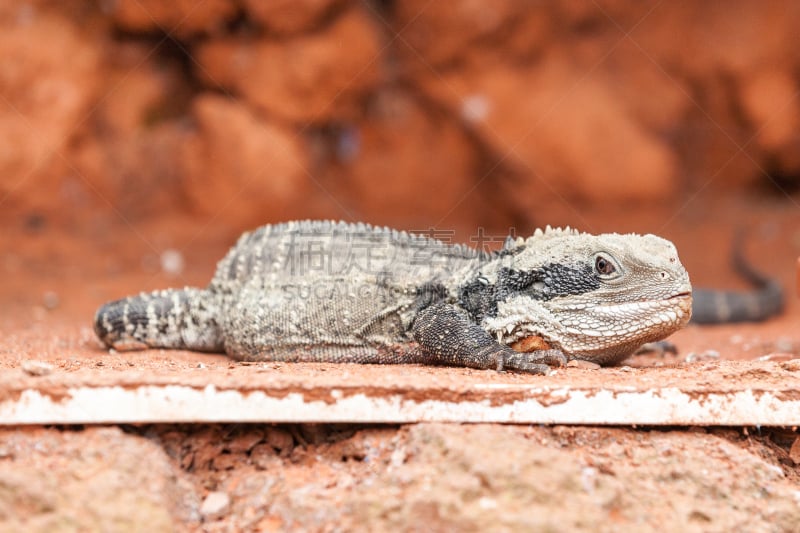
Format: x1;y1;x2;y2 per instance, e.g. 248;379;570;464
2;385;799;425
3;359;800;425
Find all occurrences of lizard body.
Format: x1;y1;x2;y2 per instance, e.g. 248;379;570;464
94;221;693;374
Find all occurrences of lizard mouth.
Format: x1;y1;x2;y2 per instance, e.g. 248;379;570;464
666;291;693;312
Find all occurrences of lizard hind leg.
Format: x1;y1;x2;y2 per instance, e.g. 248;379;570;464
94;288;223;352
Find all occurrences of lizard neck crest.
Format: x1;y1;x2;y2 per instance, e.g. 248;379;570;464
503;225;583;251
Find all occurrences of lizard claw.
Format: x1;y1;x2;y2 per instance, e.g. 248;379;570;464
495;349;567;374
635;340;678;357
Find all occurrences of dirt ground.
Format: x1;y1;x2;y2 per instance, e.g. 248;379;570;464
0;192;799;531
4;423;800;532
3;1;800;530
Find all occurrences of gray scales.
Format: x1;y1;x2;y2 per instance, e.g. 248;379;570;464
94;220;697;374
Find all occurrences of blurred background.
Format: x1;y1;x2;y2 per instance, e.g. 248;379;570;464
0;0;798;312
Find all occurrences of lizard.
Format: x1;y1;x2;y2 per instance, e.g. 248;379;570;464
690;234;784;324
94;220;693;374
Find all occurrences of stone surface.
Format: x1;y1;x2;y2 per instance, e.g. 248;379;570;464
339;424;800;531
324;90;482;227
200;491;231;520
738;68;800;173
108;0;236;37
3;421;797;532
1;4;800;529
3;1;800;228
20;360;53;376
133;423;800;532
416;53;678;206
790;437;800;465
5;360;800;425
180;94;313;227
393;0;540;67
630;1;800;187
242;0;345;34
0;5;100;215
68;39;199;218
196;7;383;123
0;426;199;531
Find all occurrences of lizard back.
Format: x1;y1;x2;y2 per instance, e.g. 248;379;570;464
210;220;487;292
96;221;488;361
209;221;487;361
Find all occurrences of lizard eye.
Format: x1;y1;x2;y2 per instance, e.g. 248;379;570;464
594;253;620;279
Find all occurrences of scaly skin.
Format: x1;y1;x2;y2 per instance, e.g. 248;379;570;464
94;221;693;374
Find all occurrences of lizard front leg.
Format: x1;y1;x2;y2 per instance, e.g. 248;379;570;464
411;302;566;374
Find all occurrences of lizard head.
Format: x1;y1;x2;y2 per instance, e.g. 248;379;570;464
474;227;692;365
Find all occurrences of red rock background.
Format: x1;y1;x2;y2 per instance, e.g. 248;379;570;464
2;0;799;236
2;3;800;530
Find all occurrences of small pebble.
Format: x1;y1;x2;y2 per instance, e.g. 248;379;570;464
226;430;264;454
264;427;294;453
42;291;59;310
780;359;800;372
684;350;720;363
461;94;490;123
477;497;498;510
581;466;598;493
757;353;795;362
775;338;795;353
21;360;54;376
790;437;800;465
200;491;230;520
160;249;184;276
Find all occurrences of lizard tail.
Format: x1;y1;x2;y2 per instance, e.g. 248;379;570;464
94;288;223;352
690;231;784;324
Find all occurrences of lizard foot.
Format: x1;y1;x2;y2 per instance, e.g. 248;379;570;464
495;349;567;374
635;340;678;357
